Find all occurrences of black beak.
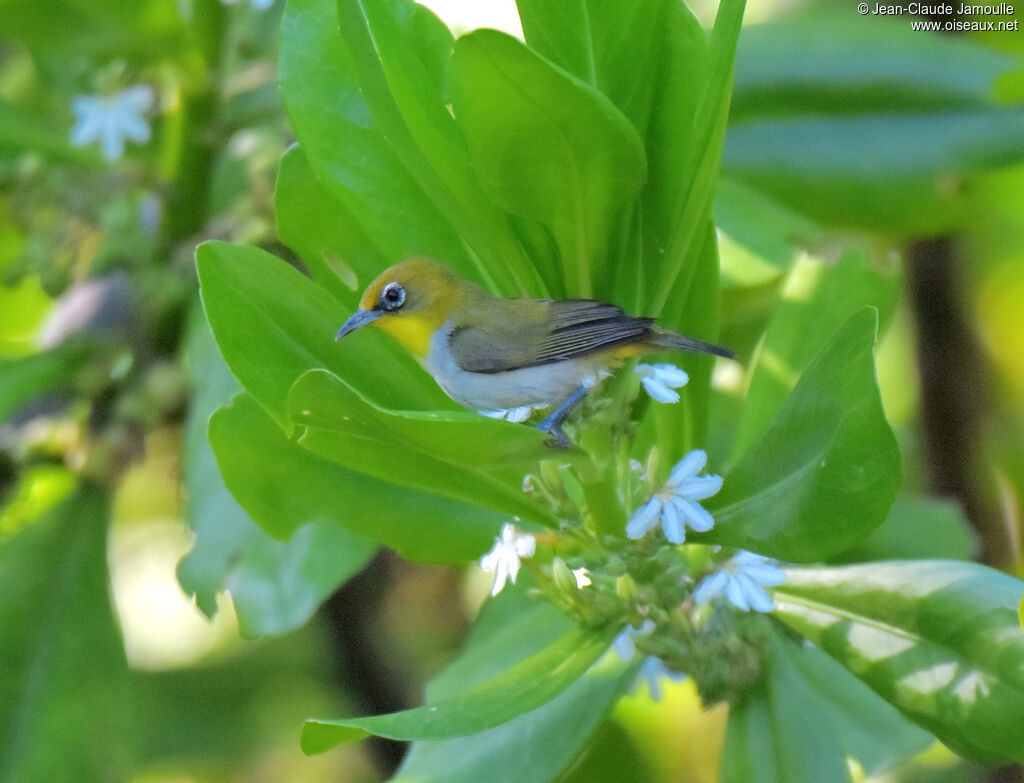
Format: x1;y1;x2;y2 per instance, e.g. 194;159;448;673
335;309;382;340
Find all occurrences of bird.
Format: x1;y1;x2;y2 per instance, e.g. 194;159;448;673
335;259;734;448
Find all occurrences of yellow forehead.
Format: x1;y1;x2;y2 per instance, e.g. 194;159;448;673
358;259;459;310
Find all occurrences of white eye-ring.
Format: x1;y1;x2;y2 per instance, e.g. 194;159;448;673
380;281;406;311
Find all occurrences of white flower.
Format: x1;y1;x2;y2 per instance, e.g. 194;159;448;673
480;405;539;423
70;85;155;161
626;450;723;544
572;568;591;588
636;363;689;403
478;523;536;596
694;550;786;613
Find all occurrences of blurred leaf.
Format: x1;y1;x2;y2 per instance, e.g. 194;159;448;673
195;240;449;427
0;483;130;783
775;561;1024;765
394;587;635;783
211;390;498;562
279;0;484;284
450;28;646;300
725;15;1024;236
0;99;97;164
274;143;385;305
178;309;370;636
0;338;96;423
302;623;617;753
287;369;560;528
731;250;901;459
704;308;900;561
832;496;979;564
722;626;932;783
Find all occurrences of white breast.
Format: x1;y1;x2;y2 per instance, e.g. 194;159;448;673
426;325;607;411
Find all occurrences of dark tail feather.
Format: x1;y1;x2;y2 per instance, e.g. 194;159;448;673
649;328;736;360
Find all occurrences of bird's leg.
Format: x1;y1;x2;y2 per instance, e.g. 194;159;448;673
537;384;589;449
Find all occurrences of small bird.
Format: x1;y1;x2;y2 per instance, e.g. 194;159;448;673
335;259;734;447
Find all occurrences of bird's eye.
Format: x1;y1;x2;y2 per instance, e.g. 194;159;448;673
380;282;406;311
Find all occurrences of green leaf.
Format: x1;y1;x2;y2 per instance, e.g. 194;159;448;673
774;560;1024;765
274;143;386;306
178;308;371;636
721;626;932;783
301;623;617;753
450;28;646;300
731;250;901;459
279;0;475;280
0;483;130;783
647;0;744;317
195;239;449;426
0;339;97;423
725;15;1024;235
394;655;634;783
334;0;537;295
831;496;979;564
287;369;560;528
703;308;900;561
210;391;501;562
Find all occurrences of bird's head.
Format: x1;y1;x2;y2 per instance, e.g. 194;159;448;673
335;259;476;358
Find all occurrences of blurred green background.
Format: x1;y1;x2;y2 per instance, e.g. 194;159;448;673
1;0;1023;781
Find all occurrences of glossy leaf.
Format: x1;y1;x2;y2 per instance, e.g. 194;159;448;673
287;369;560;528
210;390;502;562
274;143;385;306
302;623;617;753
178;309;371;636
0;484;129;783
279;0;475;280
774;561;1024;765
195;239;449;426
732;250;901;459
704;308;900;561
721;626;932;782
335;0;537;295
450;28;646;300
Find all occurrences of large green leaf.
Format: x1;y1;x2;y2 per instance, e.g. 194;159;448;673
278;0;476;282
725;15;1024;235
195;239;449;426
731;250;901;460
210;390;502;562
0;483;129;783
274;143;385;307
774;561;1024;765
722;626;931;783
178;309;371;636
302;624;617;753
450;28;646;301
287;369;560;528
703;307;900;561
334;0;538;295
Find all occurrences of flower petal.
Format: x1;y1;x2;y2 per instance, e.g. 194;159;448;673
694;570;729;604
626;497;662;539
725;574;751;611
675;474;723;500
640;376;680;403
650;363;689;387
675;497;715;533
660;500;686;544
668;449;707;486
